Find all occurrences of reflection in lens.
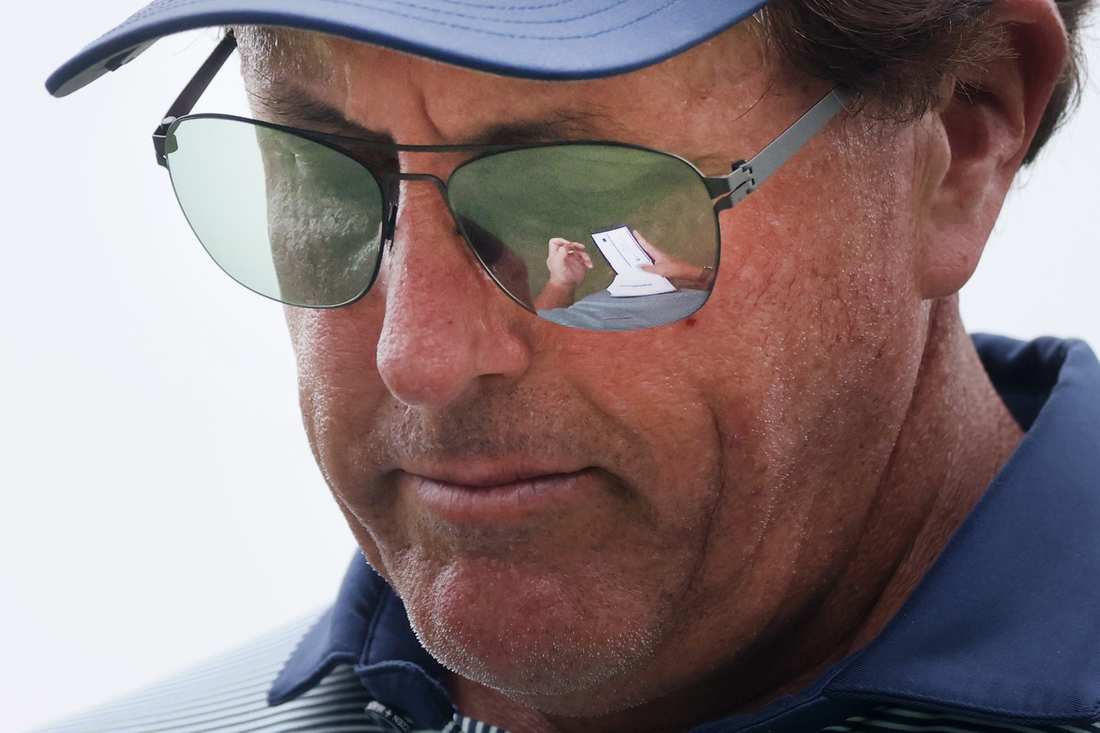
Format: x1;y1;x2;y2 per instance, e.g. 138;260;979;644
166;117;384;307
455;216;534;307
448;145;719;331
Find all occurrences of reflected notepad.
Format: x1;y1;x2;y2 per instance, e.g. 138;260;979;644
591;226;676;298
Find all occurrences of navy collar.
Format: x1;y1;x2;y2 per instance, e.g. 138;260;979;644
269;335;1100;730
266;558;454;727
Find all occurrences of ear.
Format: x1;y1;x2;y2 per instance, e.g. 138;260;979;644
917;0;1068;299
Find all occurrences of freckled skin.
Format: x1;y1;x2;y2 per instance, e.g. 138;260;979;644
239;5;1065;731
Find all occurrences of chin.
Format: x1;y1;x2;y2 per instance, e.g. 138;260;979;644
395;554;671;715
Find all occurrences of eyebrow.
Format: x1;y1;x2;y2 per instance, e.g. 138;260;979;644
479;114;609;146
249;84;393;142
250;82;611;147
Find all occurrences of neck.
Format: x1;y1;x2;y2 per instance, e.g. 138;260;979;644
447;297;1024;733
837;299;1025;654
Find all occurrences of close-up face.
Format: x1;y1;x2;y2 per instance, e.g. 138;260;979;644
240;25;942;713
12;0;1100;730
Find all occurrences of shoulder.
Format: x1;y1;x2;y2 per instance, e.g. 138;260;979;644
33;611;374;733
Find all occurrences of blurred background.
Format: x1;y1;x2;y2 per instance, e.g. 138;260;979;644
3;3;1098;731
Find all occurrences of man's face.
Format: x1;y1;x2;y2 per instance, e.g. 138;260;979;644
245;26;936;714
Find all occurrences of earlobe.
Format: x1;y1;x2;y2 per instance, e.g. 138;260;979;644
917;0;1068;300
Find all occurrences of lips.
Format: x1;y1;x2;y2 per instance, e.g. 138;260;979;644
403;466;591;526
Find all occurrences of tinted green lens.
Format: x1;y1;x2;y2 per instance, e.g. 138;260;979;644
166;117;384;307
449;145;719;331
165;122;717;330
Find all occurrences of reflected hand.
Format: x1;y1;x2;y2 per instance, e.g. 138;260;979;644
546;237;594;288
634;230;712;286
535;237;595;311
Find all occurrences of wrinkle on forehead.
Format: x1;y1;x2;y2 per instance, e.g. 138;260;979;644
232;22;805;179
660;23;769;99
235;20;764;79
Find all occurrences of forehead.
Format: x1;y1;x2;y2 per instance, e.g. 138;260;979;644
235;24;779;153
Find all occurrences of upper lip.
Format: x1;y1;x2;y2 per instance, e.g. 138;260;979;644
400;458;588;488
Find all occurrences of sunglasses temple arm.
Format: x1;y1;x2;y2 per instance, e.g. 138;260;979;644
708;86;853;211
152;30;239;167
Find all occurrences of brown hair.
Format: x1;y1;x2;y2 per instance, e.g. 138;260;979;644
758;0;1094;164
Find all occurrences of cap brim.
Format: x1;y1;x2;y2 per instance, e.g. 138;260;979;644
47;0;770;97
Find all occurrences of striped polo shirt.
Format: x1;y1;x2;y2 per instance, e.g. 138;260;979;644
35;337;1100;732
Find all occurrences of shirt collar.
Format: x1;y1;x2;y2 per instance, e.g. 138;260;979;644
266;557;454;728
269;335;1100;730
823;335;1100;724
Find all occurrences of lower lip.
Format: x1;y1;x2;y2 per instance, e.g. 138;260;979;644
406;471;588;526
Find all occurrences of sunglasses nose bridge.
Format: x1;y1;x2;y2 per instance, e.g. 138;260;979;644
392;172;448;190
379;172;449;249
385;173;500;283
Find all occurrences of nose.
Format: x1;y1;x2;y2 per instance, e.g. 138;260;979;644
374;182;534;407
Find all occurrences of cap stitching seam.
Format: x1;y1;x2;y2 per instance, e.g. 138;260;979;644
107;0;680;41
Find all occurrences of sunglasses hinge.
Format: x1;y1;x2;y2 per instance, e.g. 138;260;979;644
150;30;237;169
152;117;177;168
709;161;756;212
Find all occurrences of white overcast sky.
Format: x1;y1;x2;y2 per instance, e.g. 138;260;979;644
3;3;1099;731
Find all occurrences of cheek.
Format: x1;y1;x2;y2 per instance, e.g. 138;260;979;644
555;330;726;500
709;127;923;382
285;294;388;474
676;133;931;593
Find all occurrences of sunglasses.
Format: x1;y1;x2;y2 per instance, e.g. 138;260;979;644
153;31;850;332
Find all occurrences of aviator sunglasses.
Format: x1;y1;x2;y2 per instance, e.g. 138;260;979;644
154;31;851;332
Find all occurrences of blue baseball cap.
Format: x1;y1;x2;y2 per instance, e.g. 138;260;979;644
47;0;772;97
